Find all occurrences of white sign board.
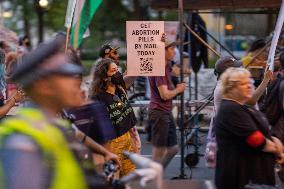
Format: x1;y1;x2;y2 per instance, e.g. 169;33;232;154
126;21;165;76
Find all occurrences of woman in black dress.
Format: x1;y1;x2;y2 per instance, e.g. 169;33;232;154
215;67;284;189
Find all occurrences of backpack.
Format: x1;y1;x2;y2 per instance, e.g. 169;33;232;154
259;73;284;126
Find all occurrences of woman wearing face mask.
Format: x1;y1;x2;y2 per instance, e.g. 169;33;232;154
91;58;140;177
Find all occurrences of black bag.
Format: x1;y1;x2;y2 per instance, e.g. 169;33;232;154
259;74;284;126
66;101;117;144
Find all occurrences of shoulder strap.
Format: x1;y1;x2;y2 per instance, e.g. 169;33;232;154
117;85;127;97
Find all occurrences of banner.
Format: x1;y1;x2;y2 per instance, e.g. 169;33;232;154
126;21;165;76
70;0;102;49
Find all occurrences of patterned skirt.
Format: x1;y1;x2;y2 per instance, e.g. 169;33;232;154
104;131;138;177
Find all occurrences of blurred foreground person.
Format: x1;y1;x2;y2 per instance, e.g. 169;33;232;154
0;36;118;189
215;67;284;189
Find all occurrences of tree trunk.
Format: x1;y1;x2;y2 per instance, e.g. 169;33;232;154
133;0;141;20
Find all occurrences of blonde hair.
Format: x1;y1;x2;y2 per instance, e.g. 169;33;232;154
220;67;251;96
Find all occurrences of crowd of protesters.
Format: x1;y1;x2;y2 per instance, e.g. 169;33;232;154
1;26;284;189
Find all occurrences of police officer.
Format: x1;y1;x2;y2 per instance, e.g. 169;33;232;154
0;35;119;189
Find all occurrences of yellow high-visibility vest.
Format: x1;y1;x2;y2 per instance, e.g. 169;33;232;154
0;108;88;189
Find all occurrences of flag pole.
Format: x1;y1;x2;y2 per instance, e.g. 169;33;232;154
64;0;77;52
267;0;284;71
184;22;221;57
178;0;187;179
65;27;70;52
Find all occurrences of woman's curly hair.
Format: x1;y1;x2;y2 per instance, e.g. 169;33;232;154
91;58;114;96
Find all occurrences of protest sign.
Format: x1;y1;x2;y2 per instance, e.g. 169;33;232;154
126;21;165;76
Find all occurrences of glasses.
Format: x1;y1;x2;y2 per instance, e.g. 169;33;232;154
105;48;118;55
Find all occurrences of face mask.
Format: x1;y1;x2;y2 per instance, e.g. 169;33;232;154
110;71;124;86
25;41;31;47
